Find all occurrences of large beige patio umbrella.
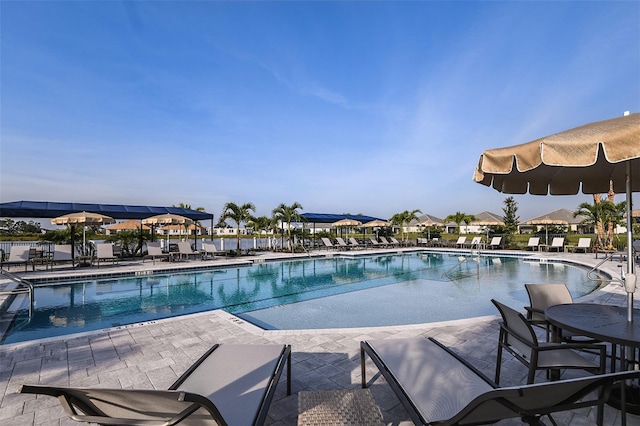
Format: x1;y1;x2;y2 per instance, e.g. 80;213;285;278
362;219;391;228
142;213;194;245
332;218;362;240
474;112;640;321
52;211;116;259
361;219;391;244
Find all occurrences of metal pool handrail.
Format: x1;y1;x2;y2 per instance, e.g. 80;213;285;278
0;268;35;318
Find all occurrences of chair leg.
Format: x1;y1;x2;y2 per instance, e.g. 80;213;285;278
495;330;504;385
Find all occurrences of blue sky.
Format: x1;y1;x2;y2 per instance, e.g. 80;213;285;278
2;1;639;223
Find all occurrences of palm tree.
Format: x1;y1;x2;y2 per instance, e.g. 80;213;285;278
246;215;273;249
389;209;422;242
574;201;616;246
444;211;476;235
271;202;304;253
219;202;256;255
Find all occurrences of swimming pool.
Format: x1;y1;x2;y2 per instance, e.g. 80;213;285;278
3;252;603;344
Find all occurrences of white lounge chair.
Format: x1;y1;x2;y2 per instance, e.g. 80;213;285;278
176;241;202;261
573;238;592;253
144;241;170;264
94;243;119;267
348;237;363;250
335;237;349;249
320;237;336;250
468;236;482;248
50;244;74;269
379;236;394;247
368;237;381;247
1;246;33;271
202;241;221;259
489;236;502;249
526;237;540;251
549;237;565;252
389;237;403;247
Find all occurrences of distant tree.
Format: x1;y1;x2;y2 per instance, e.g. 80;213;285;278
444;212;476;235
219;202;256;255
502;197;520;234
271;202;304;253
106;229;150;257
0;219;42;235
389;209;422;242
574;200;616;246
246;215;273;249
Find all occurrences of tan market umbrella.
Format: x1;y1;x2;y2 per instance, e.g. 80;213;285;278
51;211;116;226
141;213;194;225
332;218;362;240
362;219;391;228
51;211;116;259
474;112;640;321
142;213;194;246
361;219;391;245
331;218;363;227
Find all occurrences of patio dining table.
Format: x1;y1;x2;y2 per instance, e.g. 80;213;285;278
546;303;640;423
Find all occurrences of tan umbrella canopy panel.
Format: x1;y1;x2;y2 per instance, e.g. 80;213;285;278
474;112;639;320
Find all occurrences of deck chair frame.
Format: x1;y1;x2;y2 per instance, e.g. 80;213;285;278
143;241;170;264
19;343;291;426
361;337;637;426
94;243;119;267
0;246;34;272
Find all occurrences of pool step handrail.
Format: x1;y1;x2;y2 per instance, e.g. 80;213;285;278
587;252;624;286
0;268;35;318
443;256;468;279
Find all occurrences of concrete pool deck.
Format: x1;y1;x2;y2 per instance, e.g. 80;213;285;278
0;247;638;425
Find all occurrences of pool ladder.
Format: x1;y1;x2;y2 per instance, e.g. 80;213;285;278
0;268;35;318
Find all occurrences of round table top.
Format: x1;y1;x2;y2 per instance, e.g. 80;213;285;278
546;303;640;348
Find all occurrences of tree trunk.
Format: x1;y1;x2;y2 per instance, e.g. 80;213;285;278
606;182;615;246
593;194;605;246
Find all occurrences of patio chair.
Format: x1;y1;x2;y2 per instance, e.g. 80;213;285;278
49;244;74;269
0;245;33;272
548;237;565;252
19;343;291;426
492;299;605;385
455;236;467;248
526;237;540;251
379;236;395;247
94;243;119;267
202;241;221;259
335;237;349;249
176;241;202;261
361;337;636;426
572;238;592;253
348;237;363;250
144;241;170;264
524;284;609;362
389;236;403;247
468;236;482;249
320;237;336;250
489;236;502;249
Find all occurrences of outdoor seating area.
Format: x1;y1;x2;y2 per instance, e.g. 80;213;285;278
2;247;640;425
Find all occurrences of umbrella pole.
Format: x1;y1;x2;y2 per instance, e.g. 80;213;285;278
625;163;636;323
70;225;75;266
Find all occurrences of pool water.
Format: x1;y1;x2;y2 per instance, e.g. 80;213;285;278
3;252;603;344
